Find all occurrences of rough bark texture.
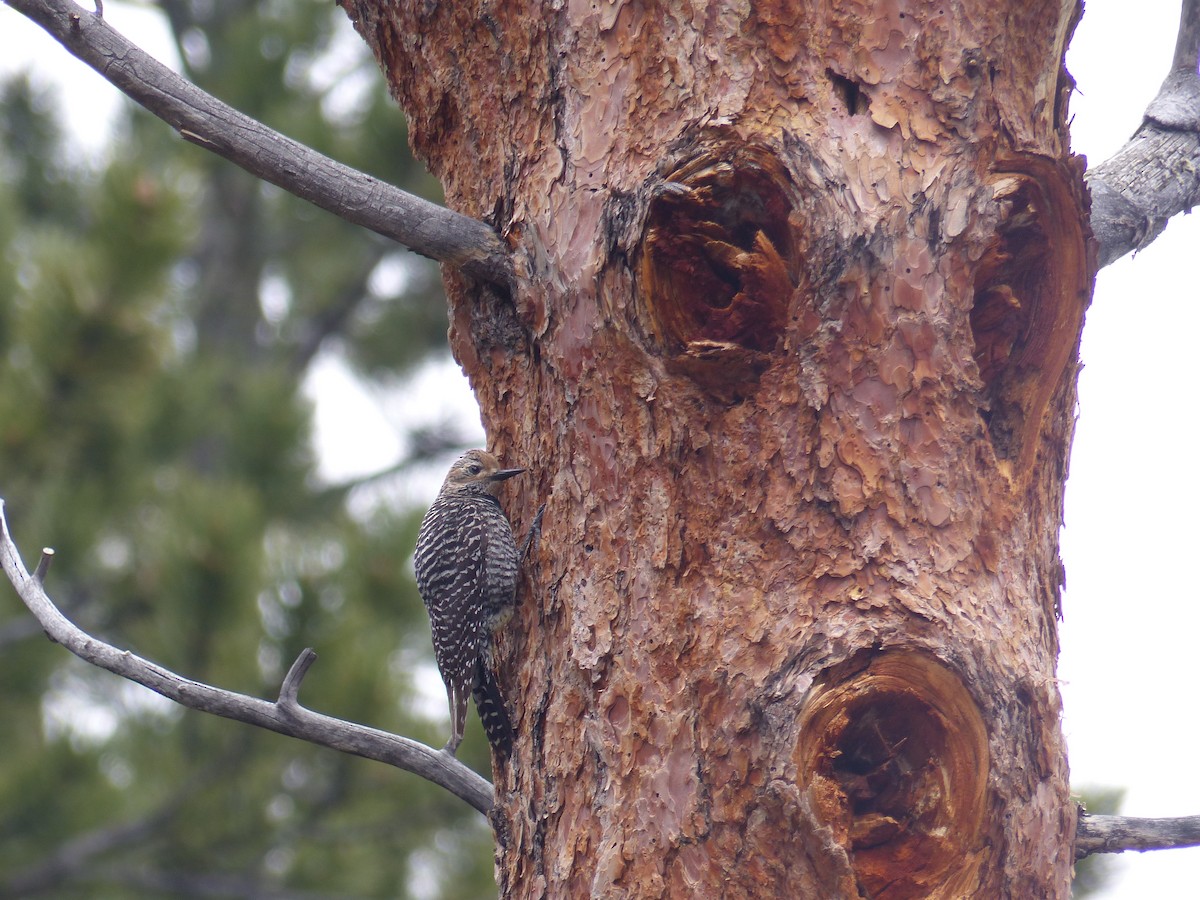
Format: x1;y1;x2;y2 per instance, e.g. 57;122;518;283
343;2;1093;896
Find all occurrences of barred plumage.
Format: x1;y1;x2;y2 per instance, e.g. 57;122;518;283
414;449;523;757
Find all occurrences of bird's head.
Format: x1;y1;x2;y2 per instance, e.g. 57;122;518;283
442;449;525;496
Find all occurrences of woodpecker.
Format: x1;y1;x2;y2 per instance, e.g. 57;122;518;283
414;449;523;757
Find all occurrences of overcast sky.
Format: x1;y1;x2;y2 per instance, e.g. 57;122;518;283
2;2;1198;897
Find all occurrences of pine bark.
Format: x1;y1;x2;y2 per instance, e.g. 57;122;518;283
343;2;1094;896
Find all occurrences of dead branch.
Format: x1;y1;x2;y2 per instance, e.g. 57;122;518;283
2;0;513;289
1086;0;1200;268
1076;810;1200;859
0;805;173;898
0;753;228;898
0;501;494;817
87;867;346;900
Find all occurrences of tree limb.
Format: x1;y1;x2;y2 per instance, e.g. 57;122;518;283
2;0;514;289
0;804;175;898
1076;810;1200;859
1;750;237;898
288;244;389;377
1086;0;1200;268
91;867;351;900
0;501;495;817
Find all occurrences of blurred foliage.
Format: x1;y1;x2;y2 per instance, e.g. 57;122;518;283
1071;785;1125;898
0;2;494;897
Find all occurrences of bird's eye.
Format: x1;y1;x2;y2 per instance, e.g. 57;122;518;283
467;464;482;476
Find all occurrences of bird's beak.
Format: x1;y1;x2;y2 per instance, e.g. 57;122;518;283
490;467;525;482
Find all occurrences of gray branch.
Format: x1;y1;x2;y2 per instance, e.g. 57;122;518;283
2;0;513;288
1086;0;1200;268
1076;811;1200;859
0;501;495;818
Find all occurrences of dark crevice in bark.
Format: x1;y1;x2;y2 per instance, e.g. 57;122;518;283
827;69;871;117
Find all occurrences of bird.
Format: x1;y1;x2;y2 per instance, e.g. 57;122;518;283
413;449;524;757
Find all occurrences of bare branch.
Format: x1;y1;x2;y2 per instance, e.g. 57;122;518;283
0;501;495;817
1171;0;1200;74
0;578;93;650
1086;0;1200;268
0;808;170;897
288;244;389;377
2;0;513;288
1;755;229;897
91;867;349;900
1076;810;1200;859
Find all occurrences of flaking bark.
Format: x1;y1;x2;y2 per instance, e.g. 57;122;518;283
343;1;1092;896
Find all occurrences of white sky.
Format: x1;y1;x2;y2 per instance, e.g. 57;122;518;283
1;2;1198;896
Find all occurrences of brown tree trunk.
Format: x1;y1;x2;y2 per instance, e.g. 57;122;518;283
343;2;1094;896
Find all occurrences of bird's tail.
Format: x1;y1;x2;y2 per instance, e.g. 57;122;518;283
472;658;513;760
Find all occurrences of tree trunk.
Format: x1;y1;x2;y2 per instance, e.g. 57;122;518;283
343;2;1093;896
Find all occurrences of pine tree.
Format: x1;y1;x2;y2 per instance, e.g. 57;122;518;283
0;3;494;896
